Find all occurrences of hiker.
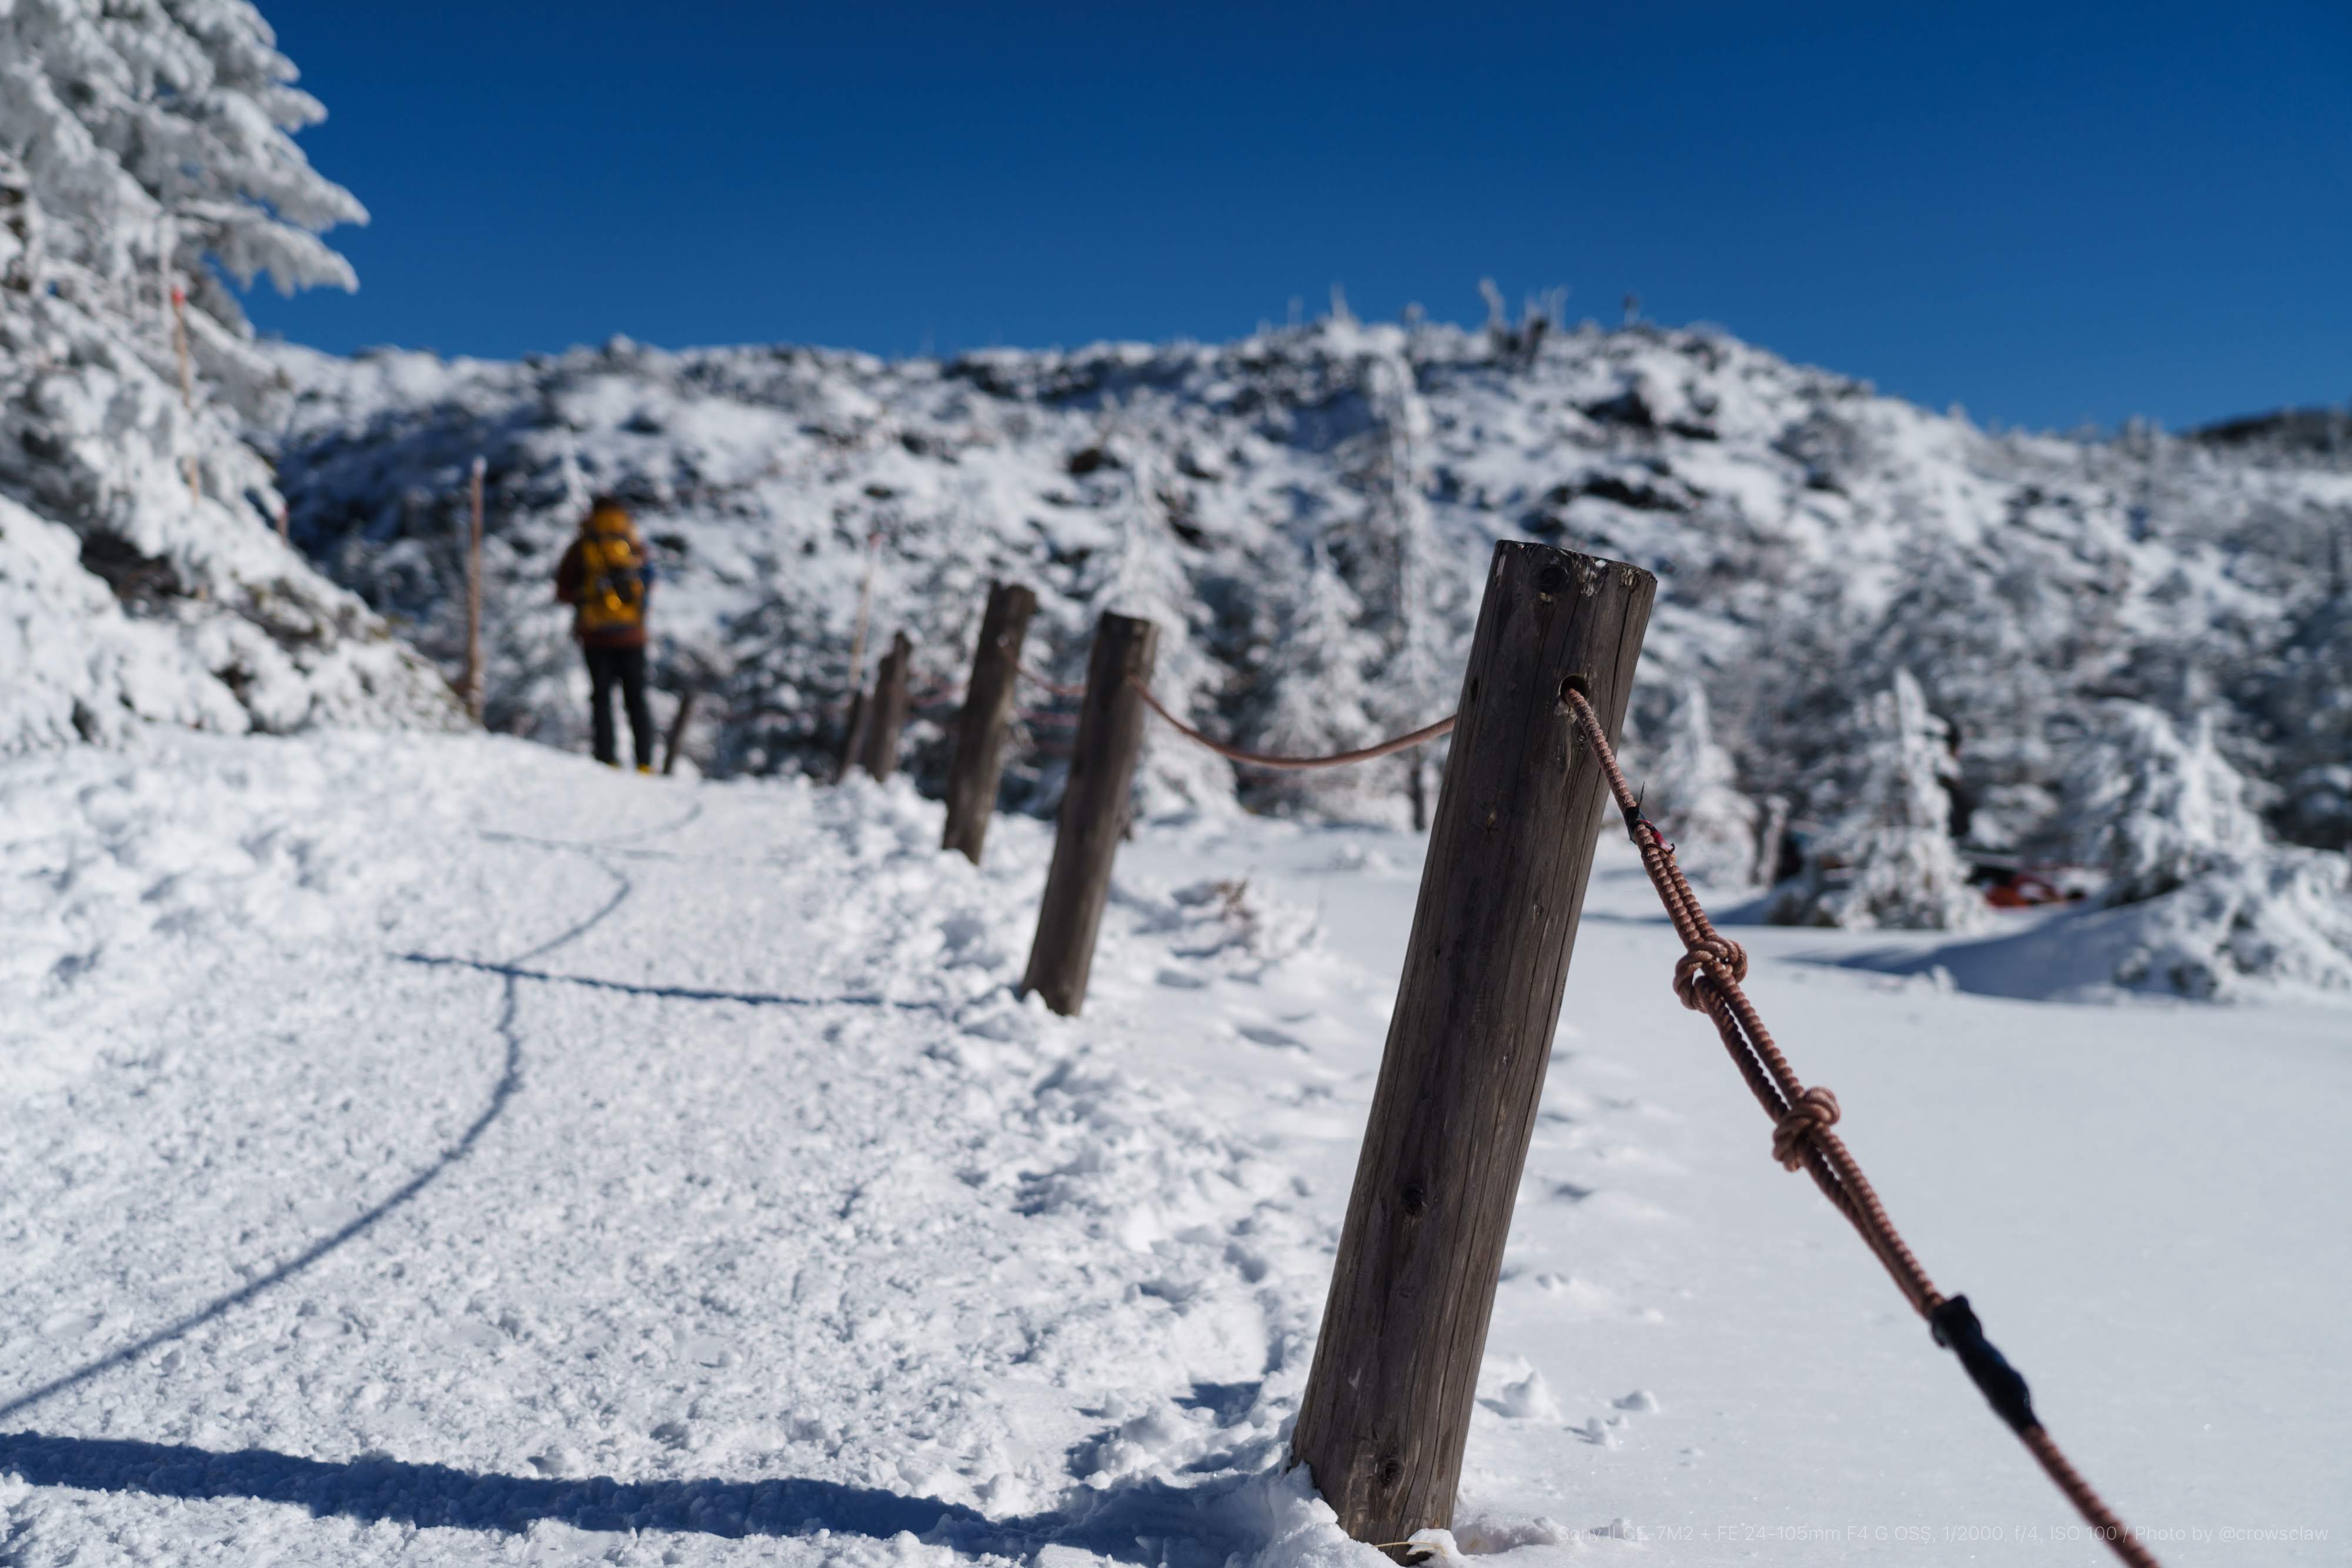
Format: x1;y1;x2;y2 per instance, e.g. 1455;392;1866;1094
554;496;657;770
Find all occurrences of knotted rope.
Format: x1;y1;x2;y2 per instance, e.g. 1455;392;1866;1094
1561;688;2160;1568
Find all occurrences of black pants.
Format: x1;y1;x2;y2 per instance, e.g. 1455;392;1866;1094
585;644;653;768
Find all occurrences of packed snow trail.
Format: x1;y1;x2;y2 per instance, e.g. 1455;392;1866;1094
1;733;1347;1565
4;731;2347;1564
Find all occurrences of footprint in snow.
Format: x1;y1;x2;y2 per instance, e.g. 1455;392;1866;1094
1237;1024;1305;1049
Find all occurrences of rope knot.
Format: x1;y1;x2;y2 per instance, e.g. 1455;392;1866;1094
1670;937;1749;1010
1771;1085;1840;1170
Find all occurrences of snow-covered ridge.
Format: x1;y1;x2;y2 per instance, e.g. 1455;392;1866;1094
259;314;2352;996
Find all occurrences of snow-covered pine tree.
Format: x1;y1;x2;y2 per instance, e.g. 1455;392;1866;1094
1769;670;1984;929
1248;533;1384;817
2261;589;2352;851
1092;436;1235;816
1;0;456;751
2052;702;2352;996
1357;341;1455;826
2;0;365;413
1643;678;1759;887
2052;701;2266;906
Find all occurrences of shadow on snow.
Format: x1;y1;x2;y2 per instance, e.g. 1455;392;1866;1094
0;1430;1262;1564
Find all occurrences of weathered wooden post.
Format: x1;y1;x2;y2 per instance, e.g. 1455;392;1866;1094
1020;611;1158;1016
858;631;914;782
460;455;485;723
832;687;868;785
660;687;698;776
1291;541;1655;1544
942;581;1038;864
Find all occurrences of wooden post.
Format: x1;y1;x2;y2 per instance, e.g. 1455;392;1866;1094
661;687;699;777
461;456;485;723
1020;612;1158;1017
1290;541;1655;1543
941;581;1038;864
833;687;868;785
858;631;914;782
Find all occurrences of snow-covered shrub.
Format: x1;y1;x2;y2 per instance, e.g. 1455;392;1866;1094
1639;679;1759;887
1769;671;1984;930
0;0;460;752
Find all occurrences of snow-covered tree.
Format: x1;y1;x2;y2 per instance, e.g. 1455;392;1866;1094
2260;589;2352;851
2;0;365;409
1770;670;1984;930
2053;702;2266;906
1642;679;1759;887
1248;534;1383;816
1;0;456;753
1357;342;1456;825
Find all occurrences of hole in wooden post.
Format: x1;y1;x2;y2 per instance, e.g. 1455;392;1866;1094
1558;674;1592;708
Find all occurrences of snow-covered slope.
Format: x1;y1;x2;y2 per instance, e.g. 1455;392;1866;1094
5;732;2344;1562
260;319;2352;835
259;314;2352;992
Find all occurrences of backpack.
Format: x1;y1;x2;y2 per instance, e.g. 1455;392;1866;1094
576;519;646;633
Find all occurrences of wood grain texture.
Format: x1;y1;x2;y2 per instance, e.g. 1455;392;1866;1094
858;631;914;783
942;582;1038;864
1290;541;1656;1542
1021;612;1159;1017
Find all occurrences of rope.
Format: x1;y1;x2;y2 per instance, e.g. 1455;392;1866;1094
1560;688;2160;1568
1015;663;1090;699
1129;677;1455;771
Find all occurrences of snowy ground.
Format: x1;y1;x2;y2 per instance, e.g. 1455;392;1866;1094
3;731;2344;1565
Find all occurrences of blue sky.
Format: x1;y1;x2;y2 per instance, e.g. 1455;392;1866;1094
245;1;2349;433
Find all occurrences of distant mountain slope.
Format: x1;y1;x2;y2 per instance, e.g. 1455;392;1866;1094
261;317;2352;855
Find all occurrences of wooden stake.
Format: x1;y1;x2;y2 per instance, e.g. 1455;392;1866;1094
461;456;486;723
833;687;869;785
661;687;699;777
941;581;1038;864
1020;612;1158;1017
858;631;914;782
1290;541;1655;1543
